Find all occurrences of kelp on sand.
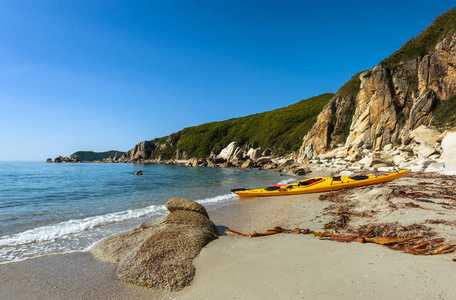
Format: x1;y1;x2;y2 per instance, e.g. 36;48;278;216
226;172;456;258
225;225;456;256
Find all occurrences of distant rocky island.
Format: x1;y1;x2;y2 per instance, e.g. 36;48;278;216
49;9;456;175
46;151;125;163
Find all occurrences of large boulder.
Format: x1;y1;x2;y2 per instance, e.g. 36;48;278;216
230;147;244;162
246;147;262;160
409;125;441;158
361;152;394;167
241;159;255;169
409;125;441;146
442;131;456;174
185;158;199;167
165;197;210;218
216;142;238;161
91;198;218;291
256;156;272;165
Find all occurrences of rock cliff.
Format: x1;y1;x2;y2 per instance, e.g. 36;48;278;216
300;9;456;160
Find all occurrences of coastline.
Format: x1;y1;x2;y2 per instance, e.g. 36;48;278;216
1;171;456;299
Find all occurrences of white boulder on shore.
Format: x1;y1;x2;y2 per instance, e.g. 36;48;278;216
442;131;456;175
216;142;238;161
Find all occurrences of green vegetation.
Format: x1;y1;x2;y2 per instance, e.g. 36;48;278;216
71;151;125;161
337;72;362;100
431;94;456;128
381;8;456;69
151;93;334;159
332;72;362;143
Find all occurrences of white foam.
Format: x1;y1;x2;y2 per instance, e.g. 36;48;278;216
276;178;296;185
0;204;167;247
197;193;237;205
0;193;244;264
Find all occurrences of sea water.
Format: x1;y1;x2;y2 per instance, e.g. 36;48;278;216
0;162;296;264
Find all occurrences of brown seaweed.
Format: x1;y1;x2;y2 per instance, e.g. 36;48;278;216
225;225;455;256
226;226;311;238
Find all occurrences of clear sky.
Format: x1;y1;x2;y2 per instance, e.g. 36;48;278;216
0;0;454;161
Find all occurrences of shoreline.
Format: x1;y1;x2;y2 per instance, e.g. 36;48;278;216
1;171;456;299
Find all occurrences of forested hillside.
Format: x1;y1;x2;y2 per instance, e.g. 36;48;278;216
148;93;334;160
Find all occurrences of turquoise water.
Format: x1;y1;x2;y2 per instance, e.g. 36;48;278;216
0;162;295;263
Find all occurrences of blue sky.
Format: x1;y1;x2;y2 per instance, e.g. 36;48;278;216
0;0;454;161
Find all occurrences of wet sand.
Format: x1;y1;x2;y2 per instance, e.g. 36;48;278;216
1;173;456;299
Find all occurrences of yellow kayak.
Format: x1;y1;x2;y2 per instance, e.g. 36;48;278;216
232;170;410;198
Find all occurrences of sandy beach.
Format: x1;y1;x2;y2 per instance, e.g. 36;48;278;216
1;172;455;300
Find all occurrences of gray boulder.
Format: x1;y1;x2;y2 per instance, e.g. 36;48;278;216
91;198;218;291
256;156;272;165
247;147;262;160
165;197;210;218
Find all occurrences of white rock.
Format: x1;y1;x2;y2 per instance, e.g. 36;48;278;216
348;165;363;170
409;125;441;146
339;171;354;177
358;156;371;165
361;152;394;167
416;159;437;167
413;144;437;158
393;155;406;165
425;162;445;173
442;131;456;175
377;167;397;172
383;144;393;152
217;142;238;160
410;165;424;172
399;162;411;169
231;147;244;161
301;144;313;160
429;154;441;160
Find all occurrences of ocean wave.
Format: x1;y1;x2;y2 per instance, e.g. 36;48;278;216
276;178;297;185
197;193;238;204
0;204;167;247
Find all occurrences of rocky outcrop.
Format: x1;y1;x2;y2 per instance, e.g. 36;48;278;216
216;142;239;161
91;198;218;291
408;126;441;158
119;141;157;162
418;34;456;100
300;32;456;160
303;125;456;173
299;73;361;159
51;155;82;163
182;142;307;174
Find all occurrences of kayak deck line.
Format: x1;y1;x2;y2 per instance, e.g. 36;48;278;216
232;170;410;198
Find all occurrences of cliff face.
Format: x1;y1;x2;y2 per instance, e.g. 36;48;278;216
300;31;456;159
299;74;360;158
118;141;158;162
